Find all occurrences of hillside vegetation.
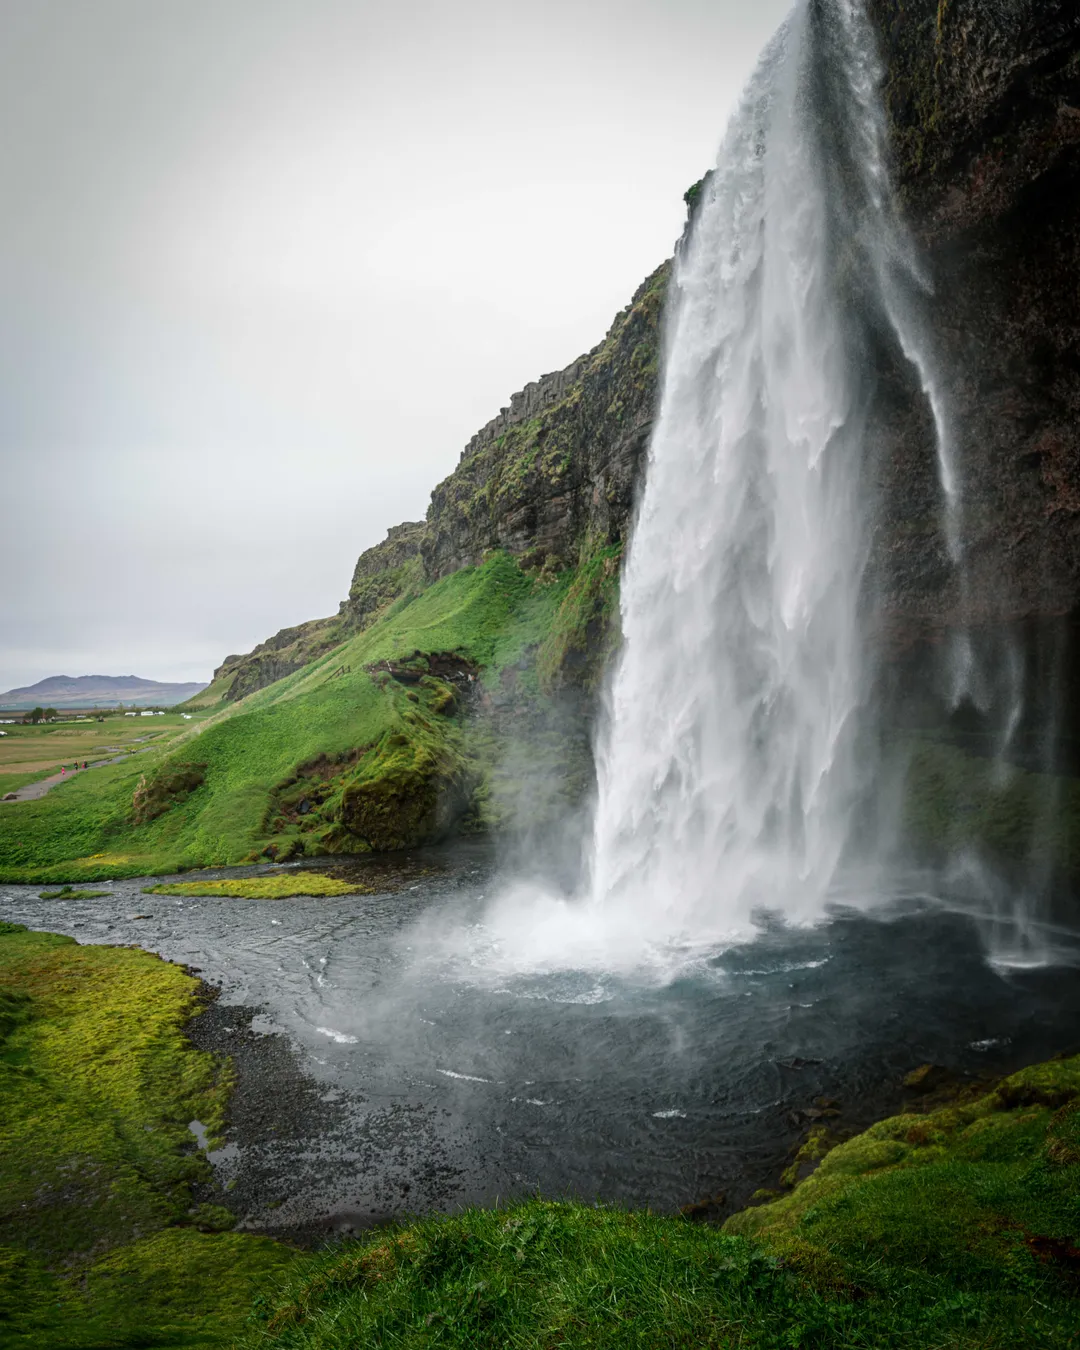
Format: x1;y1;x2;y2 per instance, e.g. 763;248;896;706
0;550;618;883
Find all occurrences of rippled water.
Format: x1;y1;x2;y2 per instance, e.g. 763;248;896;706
3;843;1080;1236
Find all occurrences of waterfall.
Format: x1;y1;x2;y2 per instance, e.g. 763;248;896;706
480;0;1071;975
585;0;889;943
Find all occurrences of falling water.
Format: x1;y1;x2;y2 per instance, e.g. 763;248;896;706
585;0;884;945
483;0;1069;974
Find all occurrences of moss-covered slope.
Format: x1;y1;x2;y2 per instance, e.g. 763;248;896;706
0;921;296;1347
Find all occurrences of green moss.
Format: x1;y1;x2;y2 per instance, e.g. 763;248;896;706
726;1057;1080;1321
339;722;476;852
536;542;623;694
683;176;707;213
348;553;424;621
147;872;365;899
0;924;297;1346
131;759;207;823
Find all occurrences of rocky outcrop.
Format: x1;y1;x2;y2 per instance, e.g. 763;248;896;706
217;616;343;703
339;521;426;628
863;0;1080;761
866;0;1080;631
421;264;669;579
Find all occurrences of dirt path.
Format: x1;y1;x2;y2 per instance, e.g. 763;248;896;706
1;755;132;803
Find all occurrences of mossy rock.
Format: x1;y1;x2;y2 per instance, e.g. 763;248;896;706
340;733;475;851
132;761;207;824
147;872;364;900
725;1054;1080;1304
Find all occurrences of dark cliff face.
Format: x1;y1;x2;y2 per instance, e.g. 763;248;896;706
859;0;1080;775
866;0;1080;637
339;521;426;628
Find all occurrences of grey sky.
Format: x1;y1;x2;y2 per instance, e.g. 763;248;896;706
0;0;791;691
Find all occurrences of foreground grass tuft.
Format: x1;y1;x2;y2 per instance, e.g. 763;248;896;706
241;1058;1080;1349
147;872;367;899
0;922;297;1347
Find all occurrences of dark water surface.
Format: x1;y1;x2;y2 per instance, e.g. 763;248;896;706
3;841;1080;1239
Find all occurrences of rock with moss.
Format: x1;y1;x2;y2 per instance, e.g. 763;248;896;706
132;760;207;823
421;263;669;582
220;615;345;704
338;728;477;852
340;521;428;630
725;1052;1080;1324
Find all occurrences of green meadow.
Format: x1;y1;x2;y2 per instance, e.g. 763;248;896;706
0;711;209;799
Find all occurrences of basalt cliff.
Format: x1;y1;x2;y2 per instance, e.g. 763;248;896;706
869;0;1080;730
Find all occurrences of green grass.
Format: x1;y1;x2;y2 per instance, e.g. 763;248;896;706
238;1057;1080;1349
0;768;55;794
0;554;586;882
536;541;623;694
147;872;367;899
0;921;297;1347
180;671;237;709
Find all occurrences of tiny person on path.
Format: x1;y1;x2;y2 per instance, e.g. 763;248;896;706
83;761;88;770
61;767;66;777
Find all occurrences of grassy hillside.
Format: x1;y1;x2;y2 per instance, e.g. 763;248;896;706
0;921;296;1348
0;552;611;883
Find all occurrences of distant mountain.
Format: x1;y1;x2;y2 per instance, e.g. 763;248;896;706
0;675;208;709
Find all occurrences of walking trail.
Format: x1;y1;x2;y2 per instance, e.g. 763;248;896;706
1;754;133;803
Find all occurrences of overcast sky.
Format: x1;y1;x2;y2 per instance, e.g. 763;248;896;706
0;0;790;692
